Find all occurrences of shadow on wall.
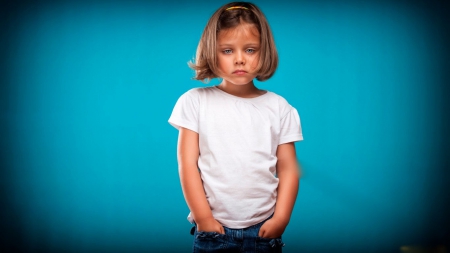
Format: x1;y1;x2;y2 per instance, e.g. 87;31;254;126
401;245;448;253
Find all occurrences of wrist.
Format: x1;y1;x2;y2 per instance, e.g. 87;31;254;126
271;214;290;227
194;215;215;225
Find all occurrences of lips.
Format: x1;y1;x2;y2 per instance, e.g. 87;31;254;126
233;70;247;75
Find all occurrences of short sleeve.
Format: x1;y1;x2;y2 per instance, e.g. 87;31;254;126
168;90;199;133
279;107;303;144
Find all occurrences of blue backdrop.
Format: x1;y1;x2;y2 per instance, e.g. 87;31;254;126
1;0;449;252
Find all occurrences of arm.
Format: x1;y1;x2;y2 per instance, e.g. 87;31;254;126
258;142;300;238
177;127;224;234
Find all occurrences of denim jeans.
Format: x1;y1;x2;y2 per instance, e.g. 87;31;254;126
191;216;284;253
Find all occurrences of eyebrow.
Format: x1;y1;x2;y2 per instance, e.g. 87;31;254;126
218;43;260;47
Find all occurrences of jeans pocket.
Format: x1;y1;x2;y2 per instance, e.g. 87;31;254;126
194;231;228;253
256;236;284;253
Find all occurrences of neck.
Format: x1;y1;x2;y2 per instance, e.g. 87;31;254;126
218;80;264;98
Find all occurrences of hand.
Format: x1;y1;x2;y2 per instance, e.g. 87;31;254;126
196;217;225;234
258;217;288;238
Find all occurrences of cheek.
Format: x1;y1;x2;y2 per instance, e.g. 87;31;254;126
217;56;226;69
250;55;260;69
217;59;223;72
218;56;234;72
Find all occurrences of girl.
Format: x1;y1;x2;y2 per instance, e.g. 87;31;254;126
169;2;303;252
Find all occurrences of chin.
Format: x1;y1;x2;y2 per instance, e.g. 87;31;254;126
227;78;255;86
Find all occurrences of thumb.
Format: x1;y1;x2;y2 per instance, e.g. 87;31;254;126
258;226;265;237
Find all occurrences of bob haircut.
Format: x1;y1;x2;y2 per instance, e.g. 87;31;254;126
189;2;278;82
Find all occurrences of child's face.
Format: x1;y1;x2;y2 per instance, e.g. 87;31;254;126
216;23;260;86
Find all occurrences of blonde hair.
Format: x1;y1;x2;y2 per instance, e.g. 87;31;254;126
189;2;278;82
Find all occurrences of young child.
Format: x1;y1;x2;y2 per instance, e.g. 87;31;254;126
168;2;303;252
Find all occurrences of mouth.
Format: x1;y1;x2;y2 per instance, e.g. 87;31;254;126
232;70;247;75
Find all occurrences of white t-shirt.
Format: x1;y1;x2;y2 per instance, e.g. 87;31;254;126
168;86;303;228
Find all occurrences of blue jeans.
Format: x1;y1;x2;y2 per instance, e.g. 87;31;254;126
191;216;284;253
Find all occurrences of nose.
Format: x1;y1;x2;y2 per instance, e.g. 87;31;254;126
234;52;245;65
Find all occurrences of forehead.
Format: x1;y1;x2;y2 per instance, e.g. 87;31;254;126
217;23;260;44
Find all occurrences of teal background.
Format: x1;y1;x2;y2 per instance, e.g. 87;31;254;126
1;0;449;252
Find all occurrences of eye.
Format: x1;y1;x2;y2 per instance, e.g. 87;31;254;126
246;48;255;53
223;49;232;54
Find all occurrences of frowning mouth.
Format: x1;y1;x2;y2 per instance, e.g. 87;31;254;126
232;70;247;75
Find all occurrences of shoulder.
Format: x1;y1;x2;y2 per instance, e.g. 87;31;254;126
265;91;290;104
264;91;294;116
182;86;216;98
173;86;218;108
